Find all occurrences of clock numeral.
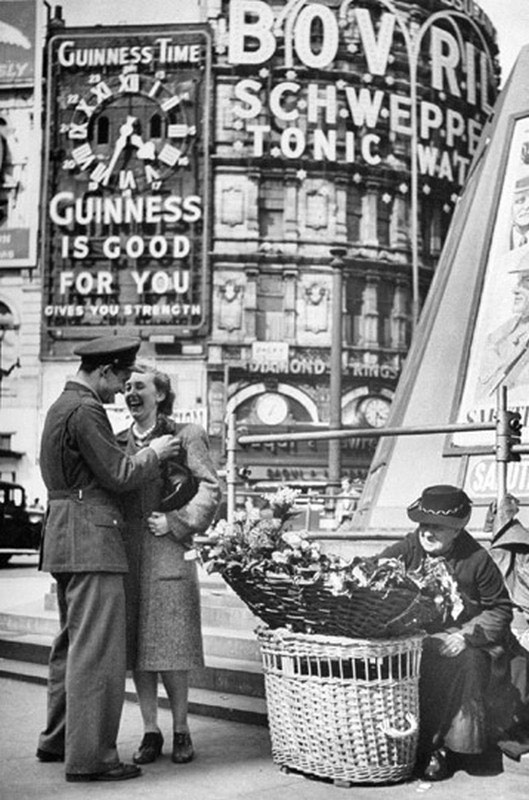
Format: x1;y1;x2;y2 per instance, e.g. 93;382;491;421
68;121;89;140
119;73;140;93
59;123;70;134
161;95;182;112
72;143;95;170
90;161;111;185
167;124;189;138
158;143;182;167
88;74;102;85
66;93;80;105
75;97;96;119
90;81;113;106
118;170;137;191
62;159;76;171
144;164;161;185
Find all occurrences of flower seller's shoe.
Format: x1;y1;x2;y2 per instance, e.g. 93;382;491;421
133;731;164;764
422;748;451;781
171;732;194;764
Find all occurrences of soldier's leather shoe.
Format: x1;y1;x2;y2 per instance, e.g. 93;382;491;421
66;763;142;782
36;748;64;763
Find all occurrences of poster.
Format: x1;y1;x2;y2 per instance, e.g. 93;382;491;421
455;116;529;449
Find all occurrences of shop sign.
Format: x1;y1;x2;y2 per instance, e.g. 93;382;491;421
251;341;289;368
42;27;211;335
0;0;42;268
346;360;399;380
0;1;37;86
248;355;327;375
464;455;529;502
223;0;497;186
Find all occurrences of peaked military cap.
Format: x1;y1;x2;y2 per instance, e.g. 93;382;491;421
73;335;141;369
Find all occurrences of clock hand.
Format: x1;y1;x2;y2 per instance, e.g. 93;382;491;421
102;116;137;184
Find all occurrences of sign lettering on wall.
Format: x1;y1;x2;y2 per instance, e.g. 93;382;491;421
222;0;497;187
42;27;211;335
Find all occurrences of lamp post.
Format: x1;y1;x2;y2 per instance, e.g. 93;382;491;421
340;0;495;332
328;247;347;496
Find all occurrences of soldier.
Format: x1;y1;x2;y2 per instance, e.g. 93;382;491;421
36;336;180;782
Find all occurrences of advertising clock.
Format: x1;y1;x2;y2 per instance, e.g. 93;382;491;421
359;396;391;428
43;27;212;344
62;71;198;194
256;393;289;426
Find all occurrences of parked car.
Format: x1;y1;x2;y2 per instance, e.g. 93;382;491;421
0;481;43;567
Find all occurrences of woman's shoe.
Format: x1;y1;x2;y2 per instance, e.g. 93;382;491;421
172;732;194;763
132;731;164;764
422;748;451;781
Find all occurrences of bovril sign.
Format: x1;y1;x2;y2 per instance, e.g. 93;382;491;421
225;0;497;184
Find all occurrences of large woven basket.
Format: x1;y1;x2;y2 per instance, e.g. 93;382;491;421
222;564;437;638
257;627;423;785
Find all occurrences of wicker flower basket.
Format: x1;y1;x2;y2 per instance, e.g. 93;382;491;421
223;563;438;638
257;627;424;785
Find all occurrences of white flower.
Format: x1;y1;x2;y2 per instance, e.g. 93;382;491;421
272;551;289;564
282;531;303;548
325;572;345;596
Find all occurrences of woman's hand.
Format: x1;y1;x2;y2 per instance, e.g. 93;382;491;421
439;631;466;658
147;512;170;537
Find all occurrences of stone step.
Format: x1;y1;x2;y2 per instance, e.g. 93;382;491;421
0;658;268;727
0;635;265;696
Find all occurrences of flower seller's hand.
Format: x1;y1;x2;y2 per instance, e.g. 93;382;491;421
147;512;170;537
439;631;466;658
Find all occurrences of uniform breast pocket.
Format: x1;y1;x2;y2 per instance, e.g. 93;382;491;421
84;506;127;565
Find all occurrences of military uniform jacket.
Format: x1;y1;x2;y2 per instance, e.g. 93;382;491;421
39;379;160;573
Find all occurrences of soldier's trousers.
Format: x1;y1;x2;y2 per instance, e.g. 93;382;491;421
37;572;126;775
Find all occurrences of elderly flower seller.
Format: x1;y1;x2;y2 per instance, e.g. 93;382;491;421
377;484;513;781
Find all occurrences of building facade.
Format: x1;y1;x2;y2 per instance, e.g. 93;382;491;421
0;0;499;498
204;0;499;485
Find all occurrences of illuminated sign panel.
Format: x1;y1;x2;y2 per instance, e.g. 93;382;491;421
222;0;496;188
42;27;211;335
0;0;36;86
0;0;42;268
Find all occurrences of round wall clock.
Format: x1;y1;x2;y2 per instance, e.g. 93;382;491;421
255;393;289;426
61;71;196;193
359;396;391;428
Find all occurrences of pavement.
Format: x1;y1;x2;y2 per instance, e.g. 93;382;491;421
2;560;529;799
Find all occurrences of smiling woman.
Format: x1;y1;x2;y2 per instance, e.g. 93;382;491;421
117;366;220;766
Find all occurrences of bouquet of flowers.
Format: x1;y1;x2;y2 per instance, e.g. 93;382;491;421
200;487;463;637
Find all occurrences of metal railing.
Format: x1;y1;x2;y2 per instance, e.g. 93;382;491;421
223;387;527;524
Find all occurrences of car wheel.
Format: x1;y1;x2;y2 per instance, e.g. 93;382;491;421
0;555;11;568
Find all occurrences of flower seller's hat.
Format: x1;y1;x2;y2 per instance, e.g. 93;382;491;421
73;336;141;370
407;485;472;530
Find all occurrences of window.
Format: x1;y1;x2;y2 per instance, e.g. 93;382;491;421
346;184;362;243
0;434;12;449
150;113;163;139
256;273;284;340
258;180;284;240
377;193;391;247
95;115;109;145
